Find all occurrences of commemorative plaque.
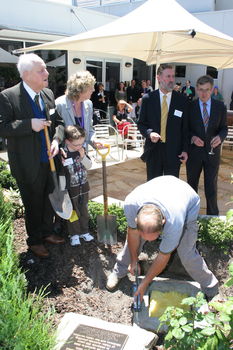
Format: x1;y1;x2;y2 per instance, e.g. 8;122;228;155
60;323;129;350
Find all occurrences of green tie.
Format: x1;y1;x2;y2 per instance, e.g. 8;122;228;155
160;95;168;142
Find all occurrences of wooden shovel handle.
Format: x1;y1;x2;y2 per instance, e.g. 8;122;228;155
44;125;56;172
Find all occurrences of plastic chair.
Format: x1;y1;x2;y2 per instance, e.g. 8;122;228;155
122;124;145;160
93;124;120;161
223;126;233;150
93;109;110;124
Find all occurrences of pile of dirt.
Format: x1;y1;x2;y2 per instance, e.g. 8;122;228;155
13;216;233;349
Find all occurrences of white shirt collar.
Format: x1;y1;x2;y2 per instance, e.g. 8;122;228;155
23;81;41;100
159;89;172;106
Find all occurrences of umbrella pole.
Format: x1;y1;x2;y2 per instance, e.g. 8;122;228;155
155;32;162;90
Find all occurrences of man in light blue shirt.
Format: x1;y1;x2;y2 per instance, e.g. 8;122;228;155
106;176;219;302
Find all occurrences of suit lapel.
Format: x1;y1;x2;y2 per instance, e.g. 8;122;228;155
19;82;34;119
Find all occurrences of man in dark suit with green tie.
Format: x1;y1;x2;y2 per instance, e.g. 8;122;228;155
0;53;65;257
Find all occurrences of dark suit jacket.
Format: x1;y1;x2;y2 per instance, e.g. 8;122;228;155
0;82;64;184
137;89;189;168
188;98;228;166
182;85;195;101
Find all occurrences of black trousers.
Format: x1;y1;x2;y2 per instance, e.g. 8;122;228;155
186;149;219;215
17;162;54;246
146;142;180;181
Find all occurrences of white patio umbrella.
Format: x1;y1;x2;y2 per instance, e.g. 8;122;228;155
46;54;66;67
13;0;233;71
0;48;18;66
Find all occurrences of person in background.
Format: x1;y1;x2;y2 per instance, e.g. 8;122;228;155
139;80;150;97
230;91;233;110
182;80;195;101
186;75;228;215
174;84;180;92
60;125;94;246
146;79;153;92
94;82;109;119
55;71;104;234
137;64;189;181
113;100;133;138
115;81;127;103
106;176;219;305
0;53;65;258
211;86;224;101
127;79;139;122
135;97;142;123
176;82;182;93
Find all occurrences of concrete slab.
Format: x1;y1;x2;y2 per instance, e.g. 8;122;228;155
55;313;158;350
134;277;201;333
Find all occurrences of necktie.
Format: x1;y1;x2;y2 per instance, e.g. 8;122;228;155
34;94;41;111
160;95;168;142
203;102;209;132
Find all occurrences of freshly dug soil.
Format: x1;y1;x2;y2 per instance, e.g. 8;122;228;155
13;216;233;349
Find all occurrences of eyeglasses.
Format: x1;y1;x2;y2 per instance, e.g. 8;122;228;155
198;88;211;93
70;141;84;147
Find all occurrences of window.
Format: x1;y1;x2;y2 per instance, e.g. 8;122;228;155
175;66;186;78
206;66;218;79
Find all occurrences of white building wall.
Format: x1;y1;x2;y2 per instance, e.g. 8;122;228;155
194;10;233;107
0;0;117;37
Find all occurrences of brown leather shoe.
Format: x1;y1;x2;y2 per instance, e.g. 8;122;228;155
44;234;65;245
29;244;50;258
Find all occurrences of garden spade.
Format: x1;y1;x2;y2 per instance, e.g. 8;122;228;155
44;124;72;220
96;145;117;245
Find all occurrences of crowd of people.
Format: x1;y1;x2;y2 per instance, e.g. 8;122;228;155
0;54;228;306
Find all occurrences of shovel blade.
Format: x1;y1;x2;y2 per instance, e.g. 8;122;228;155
97;214;117;245
49;189;73;220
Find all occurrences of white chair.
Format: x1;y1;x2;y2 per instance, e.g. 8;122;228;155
223;126;233;150
93;109;110;124
93;124;120;161
122;124;145;160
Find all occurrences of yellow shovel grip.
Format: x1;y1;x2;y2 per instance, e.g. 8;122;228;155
96;144;110;161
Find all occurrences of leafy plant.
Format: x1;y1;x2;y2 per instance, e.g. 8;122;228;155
0;188;56;349
197;216;233;252
158;262;233;349
0;161;18;190
88;200;128;234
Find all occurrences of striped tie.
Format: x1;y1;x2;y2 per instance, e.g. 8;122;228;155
160;95;168;142
34;94;41;111
203;102;209;132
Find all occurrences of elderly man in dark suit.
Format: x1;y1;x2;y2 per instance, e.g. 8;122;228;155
0;53;65;258
138;64;189;181
186;75;228;215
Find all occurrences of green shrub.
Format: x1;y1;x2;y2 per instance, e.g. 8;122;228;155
197;216;233;252
0;189;56;349
0;161;18;190
88;200;128;234
88;201;233;252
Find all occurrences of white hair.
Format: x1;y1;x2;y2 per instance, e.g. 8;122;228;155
17;53;44;78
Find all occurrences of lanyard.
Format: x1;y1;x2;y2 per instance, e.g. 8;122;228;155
72;101;84;128
67;148;83;203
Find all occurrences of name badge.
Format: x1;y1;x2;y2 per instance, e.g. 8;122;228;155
63;158;73;166
49;108;55;115
174;109;183;118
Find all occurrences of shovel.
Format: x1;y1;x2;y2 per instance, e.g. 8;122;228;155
96;144;117;245
44;124;73;220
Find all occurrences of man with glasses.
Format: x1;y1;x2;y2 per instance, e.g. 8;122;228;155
186;75;228;215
